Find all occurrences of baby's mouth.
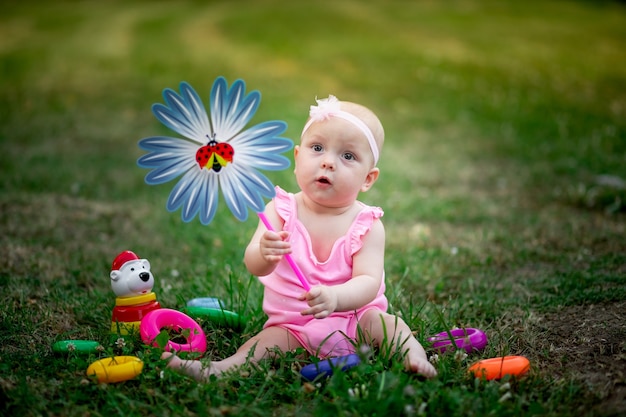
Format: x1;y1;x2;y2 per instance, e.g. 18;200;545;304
316;176;331;185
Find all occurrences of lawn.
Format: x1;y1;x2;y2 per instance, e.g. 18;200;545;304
1;1;625;416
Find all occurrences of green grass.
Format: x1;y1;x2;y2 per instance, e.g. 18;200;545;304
1;1;625;416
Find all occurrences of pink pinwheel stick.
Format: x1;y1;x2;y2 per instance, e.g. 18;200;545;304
257;212;311;291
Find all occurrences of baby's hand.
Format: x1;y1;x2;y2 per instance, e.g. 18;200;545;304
299;286;337;319
259;230;291;264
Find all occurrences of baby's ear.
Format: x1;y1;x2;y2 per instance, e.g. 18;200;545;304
361;167;380;192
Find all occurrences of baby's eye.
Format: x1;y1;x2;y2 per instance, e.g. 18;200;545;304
312;144;323;152
342;152;356;161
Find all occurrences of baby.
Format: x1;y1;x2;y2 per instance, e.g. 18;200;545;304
163;95;437;380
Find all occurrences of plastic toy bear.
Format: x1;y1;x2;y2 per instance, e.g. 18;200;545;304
110;250;161;335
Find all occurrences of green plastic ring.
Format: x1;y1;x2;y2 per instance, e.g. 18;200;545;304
182;306;243;329
53;340;101;354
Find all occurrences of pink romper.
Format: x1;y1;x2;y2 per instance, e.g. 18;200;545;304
259;187;388;358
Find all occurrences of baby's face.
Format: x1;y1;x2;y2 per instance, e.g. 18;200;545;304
295;118;379;208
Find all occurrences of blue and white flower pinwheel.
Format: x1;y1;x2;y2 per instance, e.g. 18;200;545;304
138;77;293;225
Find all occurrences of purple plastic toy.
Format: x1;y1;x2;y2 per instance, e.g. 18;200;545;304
428;328;488;354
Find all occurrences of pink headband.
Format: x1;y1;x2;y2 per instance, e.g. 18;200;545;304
301;95;379;164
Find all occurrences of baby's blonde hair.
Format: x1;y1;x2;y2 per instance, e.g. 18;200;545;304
301;98;385;164
337;101;385;157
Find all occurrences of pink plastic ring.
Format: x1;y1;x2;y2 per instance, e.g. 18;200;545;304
140;308;207;354
428;328;488;353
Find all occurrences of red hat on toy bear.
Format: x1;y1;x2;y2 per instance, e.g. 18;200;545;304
112;250;139;271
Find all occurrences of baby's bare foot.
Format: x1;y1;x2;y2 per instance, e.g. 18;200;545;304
406;355;438;378
161;352;212;382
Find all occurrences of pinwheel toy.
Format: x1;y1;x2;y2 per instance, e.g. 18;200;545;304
137;77;310;290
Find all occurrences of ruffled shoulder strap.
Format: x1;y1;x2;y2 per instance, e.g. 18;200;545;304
349;204;384;256
273;186;297;231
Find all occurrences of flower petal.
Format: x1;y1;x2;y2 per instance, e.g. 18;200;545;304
167;168;203;222
210;77;260;141
167;169;220;225
152;82;211;143
220;164;275;221
138;136;197;184
231;121;288;148
238;152;292;172
198;173;220;225
231;121;292;170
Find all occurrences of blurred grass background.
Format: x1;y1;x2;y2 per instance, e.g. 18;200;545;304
1;1;625;416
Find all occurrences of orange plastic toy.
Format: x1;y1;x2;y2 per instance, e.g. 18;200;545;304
468;355;530;380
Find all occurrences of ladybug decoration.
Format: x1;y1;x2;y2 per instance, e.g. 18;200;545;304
196;135;234;173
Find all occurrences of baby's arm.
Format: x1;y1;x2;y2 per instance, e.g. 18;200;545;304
300;219;385;318
244;201;291;277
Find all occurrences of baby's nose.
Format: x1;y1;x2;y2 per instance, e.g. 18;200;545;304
321;157;335;169
139;272;150;282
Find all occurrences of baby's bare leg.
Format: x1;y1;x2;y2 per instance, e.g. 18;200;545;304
161;326;302;382
359;310;437;378
160;352;215;381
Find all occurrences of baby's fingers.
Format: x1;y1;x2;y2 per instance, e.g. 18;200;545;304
300;304;330;319
299;286;321;302
260;246;291;263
